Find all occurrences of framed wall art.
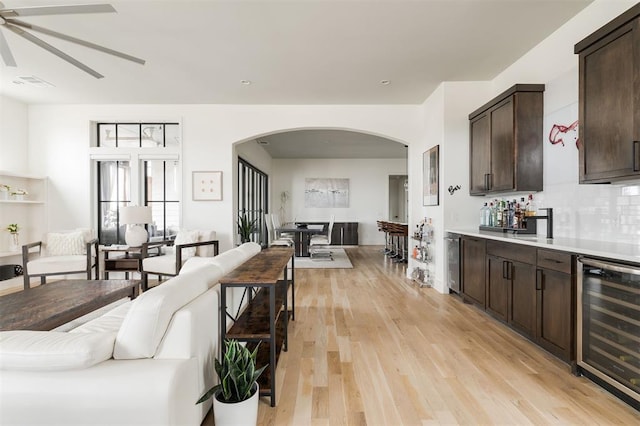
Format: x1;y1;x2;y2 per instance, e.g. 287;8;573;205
423;145;439;206
193;171;222;201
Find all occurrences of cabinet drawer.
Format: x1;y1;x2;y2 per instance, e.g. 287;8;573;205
537;249;572;274
486;240;536;264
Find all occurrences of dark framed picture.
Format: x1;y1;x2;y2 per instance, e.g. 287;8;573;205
423;145;439;206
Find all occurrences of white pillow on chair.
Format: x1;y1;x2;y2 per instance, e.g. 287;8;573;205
46;231;85;256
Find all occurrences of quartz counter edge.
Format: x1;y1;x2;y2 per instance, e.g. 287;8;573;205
445;229;640;265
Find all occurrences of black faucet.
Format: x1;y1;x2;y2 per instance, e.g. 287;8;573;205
525;208;553;239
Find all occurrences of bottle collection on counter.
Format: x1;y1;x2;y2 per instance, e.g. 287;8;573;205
479;194;539;234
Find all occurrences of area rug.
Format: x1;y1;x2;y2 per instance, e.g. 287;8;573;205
292;248;353;269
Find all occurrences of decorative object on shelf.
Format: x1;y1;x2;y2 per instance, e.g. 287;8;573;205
423;145;439;206
10;188;28;201
192;171;222;201
120;206;152;247
0;184;9;200
197;339;266;426
237;213;257;244
6;223;19;252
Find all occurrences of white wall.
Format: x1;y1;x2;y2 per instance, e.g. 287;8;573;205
0;96;28;172
272;158;407;245
25;105;422;251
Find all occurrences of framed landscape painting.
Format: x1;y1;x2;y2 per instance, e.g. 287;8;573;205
423;145;439;206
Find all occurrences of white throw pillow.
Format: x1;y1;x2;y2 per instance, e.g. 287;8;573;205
174;230;199;259
46;231;85;256
0;331;116;371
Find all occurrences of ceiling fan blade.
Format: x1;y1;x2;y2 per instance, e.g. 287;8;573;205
0;27;17;66
4;24;103;78
0;4;115;18
7;18;145;65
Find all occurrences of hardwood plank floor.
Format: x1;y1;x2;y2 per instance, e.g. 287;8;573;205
204;246;639;425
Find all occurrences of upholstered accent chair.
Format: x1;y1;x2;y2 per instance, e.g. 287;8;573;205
140;230;218;291
22;228;99;290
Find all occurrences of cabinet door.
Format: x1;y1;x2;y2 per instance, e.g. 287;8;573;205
490;98;515;192
469;113;491;195
579;17;640;182
342;222;359;245
486;256;509;322
510;261;537;339
461;237;486;307
537;268;574;361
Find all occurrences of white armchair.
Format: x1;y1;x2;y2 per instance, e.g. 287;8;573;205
22;228;99;290
310;215;335;260
140;230;218;291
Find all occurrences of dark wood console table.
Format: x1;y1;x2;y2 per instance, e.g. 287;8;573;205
219;247;295;407
0;279;140;331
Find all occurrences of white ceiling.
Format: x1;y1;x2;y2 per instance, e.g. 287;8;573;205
0;0;593;159
1;0;592;106
255;129;408;159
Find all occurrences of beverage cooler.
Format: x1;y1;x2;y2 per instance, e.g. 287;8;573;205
577;257;640;409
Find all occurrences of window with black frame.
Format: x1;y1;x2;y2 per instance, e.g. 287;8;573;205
95;122;180;245
237;158;268;245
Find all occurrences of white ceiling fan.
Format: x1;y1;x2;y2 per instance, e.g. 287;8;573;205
0;2;145;78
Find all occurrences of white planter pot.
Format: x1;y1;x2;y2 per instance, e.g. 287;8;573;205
213;384;259;426
0;191;7;200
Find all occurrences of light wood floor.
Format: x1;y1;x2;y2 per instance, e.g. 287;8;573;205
204;246;639;425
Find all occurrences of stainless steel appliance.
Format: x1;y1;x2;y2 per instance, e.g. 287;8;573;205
445;233;461;293
577;256;640;408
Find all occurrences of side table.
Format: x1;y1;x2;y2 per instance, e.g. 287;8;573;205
101;245;159;280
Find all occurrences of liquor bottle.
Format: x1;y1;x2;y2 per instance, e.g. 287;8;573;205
480;203;488;226
525;194;536;216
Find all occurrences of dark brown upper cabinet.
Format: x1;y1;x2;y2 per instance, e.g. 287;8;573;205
468;84;545;195
575;4;640;183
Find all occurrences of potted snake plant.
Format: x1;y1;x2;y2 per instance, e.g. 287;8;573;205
237;213;257;244
197;339;266;425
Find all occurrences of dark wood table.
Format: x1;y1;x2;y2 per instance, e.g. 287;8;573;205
220;247;295;407
0;279;140;331
277;226;324;257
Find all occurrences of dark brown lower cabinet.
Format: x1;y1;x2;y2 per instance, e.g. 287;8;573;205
472;241;575;364
509;260;537;339
486;255;510;322
461;236;486;307
536;249;575;362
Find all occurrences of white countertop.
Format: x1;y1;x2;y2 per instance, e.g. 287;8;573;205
446;228;640;264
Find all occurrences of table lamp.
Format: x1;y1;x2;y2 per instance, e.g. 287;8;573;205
121;206;152;247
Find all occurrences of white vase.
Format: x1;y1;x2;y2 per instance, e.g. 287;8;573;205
213;384;259;426
9;233;19;252
13;194;24;201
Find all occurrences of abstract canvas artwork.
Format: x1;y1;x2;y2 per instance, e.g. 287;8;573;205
304;178;349;208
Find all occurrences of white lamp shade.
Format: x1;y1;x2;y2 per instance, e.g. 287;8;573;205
121;206;152;225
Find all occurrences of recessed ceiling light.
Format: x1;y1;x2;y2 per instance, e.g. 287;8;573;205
380;80;391;85
240;79;252;85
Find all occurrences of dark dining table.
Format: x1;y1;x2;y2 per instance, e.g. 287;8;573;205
277;225;324;257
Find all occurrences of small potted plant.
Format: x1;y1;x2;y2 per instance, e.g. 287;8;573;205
197;339;266;426
10;188;28;201
6;223;19;252
237;213;257;244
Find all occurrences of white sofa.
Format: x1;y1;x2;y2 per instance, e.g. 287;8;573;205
0;242;262;426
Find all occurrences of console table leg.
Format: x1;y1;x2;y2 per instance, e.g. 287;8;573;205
269;286;276;407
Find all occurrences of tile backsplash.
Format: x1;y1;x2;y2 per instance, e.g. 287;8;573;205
517;183;640;245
